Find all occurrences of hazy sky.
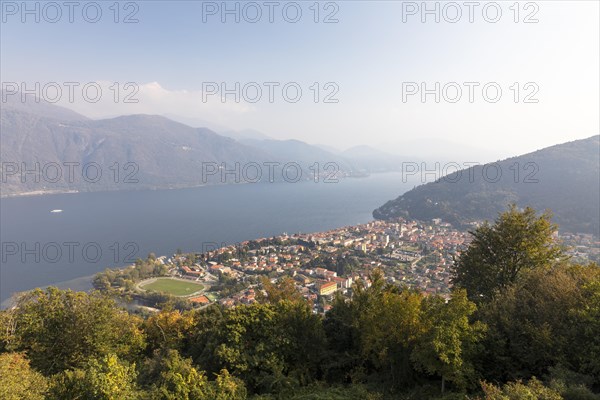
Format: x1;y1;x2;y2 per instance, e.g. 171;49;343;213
1;1;598;159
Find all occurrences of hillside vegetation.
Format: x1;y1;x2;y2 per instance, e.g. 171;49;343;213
374;136;600;235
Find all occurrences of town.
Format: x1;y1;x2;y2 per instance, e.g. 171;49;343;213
130;218;472;312
94;217;600;314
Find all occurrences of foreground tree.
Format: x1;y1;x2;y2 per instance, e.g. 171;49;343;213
452;205;564;303
1;287;146;375
353;272;425;388
479;377;562;400
324;271;487;394
412;289;486;393
48;354;139;400
0;352;47;400
193;297;325;395
477;263;600;384
208;369;247;400
140;349;247;400
142;308;195;353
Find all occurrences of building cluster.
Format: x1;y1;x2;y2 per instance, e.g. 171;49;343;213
560;232;600;263
160;218;482;312
151;218;599;313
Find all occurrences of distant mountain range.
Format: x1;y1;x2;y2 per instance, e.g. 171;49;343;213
5;94;598;235
373;136;600;235
0;94;403;196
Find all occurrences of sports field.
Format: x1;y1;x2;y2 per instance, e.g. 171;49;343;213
139;278;204;297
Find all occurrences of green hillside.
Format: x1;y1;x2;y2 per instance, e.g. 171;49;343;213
373;136;600;235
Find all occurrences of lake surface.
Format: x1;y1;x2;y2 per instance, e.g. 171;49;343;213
0;172;413;305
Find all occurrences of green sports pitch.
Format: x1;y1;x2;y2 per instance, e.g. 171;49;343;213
139;278;204;297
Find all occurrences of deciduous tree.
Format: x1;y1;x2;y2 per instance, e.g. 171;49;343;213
452;205;564;303
5;287;146;374
0;352;47;400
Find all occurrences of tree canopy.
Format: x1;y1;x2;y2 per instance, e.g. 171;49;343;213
452;205;564;303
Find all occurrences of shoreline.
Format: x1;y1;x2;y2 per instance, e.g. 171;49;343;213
0;273;96;309
0;172;378;199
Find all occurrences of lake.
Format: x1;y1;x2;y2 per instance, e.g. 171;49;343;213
0;172;414;306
